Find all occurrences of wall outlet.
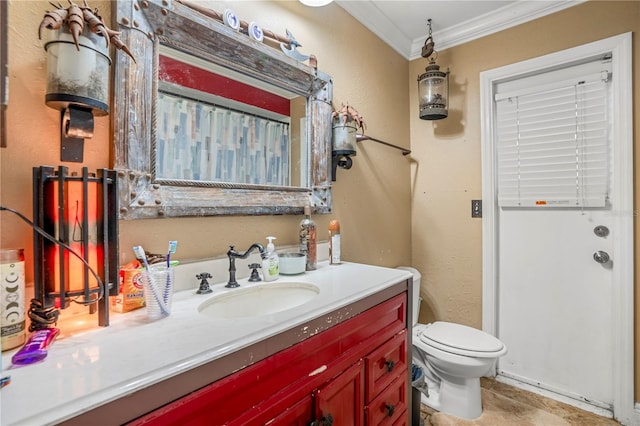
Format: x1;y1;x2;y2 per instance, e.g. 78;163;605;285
471;200;482;218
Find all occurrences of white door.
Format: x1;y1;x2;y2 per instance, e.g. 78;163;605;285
480;34;635;423
498;208;614;409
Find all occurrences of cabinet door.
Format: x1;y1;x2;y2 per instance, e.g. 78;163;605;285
314;360;365;426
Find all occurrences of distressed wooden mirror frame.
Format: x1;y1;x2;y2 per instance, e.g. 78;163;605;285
113;0;333;219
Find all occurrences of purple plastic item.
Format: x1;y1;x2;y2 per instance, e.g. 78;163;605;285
11;328;60;366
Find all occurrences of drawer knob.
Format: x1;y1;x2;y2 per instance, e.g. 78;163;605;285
385;359;396;372
385;403;396;417
322;413;334;425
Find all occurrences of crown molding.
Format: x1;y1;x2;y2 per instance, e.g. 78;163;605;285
336;1;586;61
410;0;586;59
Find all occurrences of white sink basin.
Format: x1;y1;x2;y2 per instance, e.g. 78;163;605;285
198;282;319;318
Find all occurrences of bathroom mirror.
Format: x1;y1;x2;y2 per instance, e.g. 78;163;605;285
113;0;333;219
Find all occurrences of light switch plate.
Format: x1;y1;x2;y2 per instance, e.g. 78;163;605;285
471;200;482;218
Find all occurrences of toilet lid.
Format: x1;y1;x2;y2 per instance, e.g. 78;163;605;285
418;321;504;354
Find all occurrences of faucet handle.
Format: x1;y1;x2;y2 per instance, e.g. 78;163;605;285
248;263;262;282
196;272;213;294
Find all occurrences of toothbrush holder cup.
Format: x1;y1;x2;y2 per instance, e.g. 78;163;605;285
141;264;175;320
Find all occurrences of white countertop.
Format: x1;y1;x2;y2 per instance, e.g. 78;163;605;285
0;260;411;426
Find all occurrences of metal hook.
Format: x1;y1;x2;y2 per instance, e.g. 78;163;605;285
422;19;436;59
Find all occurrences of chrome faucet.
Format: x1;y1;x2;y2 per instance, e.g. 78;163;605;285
226;243;265;288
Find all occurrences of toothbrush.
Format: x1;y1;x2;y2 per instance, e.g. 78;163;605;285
133;246;151;271
164;241;178;302
166;240;178;268
133;246;169;316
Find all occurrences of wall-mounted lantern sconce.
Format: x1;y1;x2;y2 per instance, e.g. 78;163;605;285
39;3;135;163
331;118;358;181
43;25;110;163
32;166;118;327
417;19;449;120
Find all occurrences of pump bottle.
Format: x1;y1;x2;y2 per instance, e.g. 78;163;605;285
262;236;279;281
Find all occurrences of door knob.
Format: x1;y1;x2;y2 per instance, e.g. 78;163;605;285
593;251;610;264
593;225;610;238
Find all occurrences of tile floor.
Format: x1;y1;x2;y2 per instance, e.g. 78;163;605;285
419;378;621;425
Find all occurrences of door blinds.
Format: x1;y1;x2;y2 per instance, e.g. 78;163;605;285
495;72;611;207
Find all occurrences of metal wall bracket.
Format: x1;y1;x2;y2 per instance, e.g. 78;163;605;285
331;153;353;181
60;107;94;163
356;134;411;155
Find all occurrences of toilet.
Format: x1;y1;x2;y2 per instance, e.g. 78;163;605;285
399;266;507;420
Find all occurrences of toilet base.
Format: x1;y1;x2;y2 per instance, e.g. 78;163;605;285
419;375;483;420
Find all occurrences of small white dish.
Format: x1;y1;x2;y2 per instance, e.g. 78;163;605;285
278;253;306;275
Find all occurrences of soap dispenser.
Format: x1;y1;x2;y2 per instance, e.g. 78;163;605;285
262;236;279;282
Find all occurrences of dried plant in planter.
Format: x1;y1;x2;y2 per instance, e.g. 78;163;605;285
332;102;366;132
38;0;136;62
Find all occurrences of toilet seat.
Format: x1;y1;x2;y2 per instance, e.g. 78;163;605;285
416;321;506;358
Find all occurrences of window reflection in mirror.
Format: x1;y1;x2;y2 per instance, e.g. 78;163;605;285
156;46;307;188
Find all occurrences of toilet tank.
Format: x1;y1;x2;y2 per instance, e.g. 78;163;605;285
396;266;421;326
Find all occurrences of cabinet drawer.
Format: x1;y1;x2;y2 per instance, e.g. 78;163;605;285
365;330;407;402
365;372;407;426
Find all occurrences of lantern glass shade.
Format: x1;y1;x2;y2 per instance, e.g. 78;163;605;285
418;61;449;120
44;24;111;116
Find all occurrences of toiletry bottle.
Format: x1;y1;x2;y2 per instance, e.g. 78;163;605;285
329;219;341;265
262;236;279;281
1;249;26;351
299;206;317;270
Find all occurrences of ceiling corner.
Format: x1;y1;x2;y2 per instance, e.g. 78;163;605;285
335;0;413;59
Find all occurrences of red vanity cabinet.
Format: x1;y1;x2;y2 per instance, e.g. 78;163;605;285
62;282;411;426
127;289;410;426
